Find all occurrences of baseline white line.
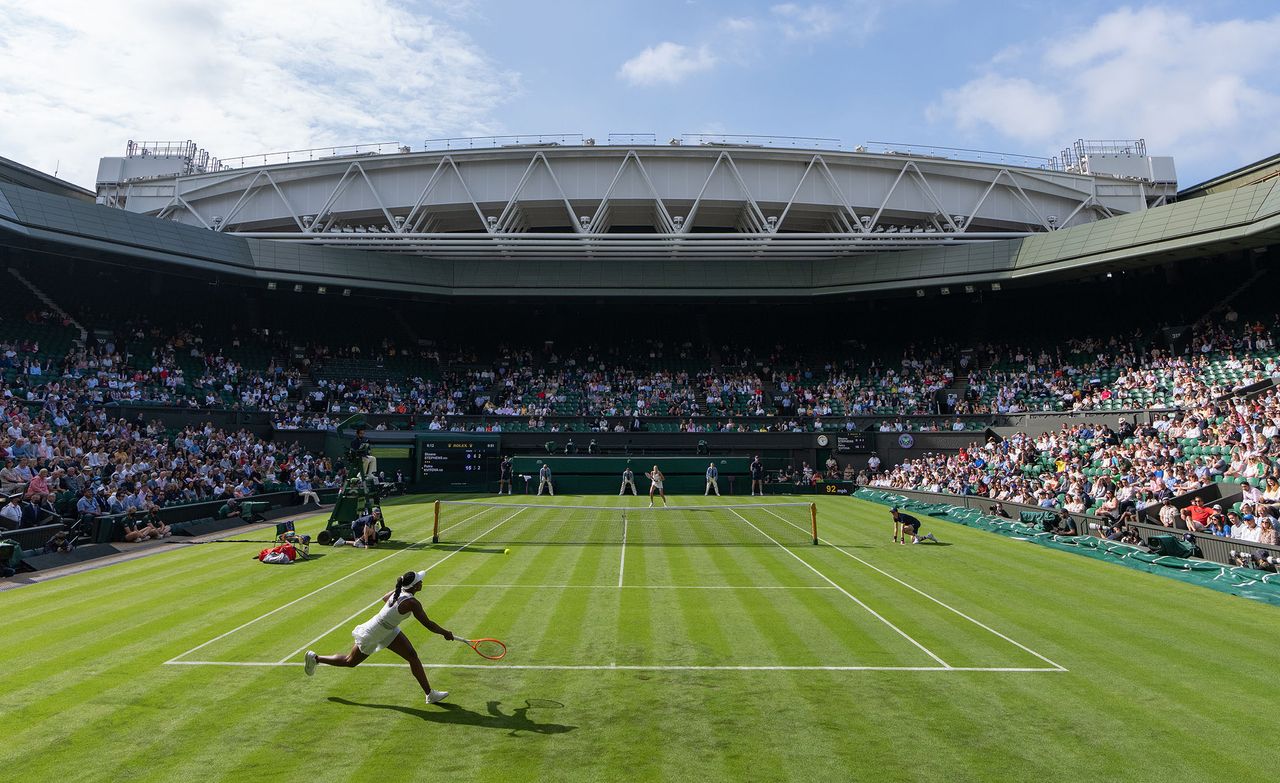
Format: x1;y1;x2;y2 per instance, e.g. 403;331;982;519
164;660;1062;673
164;507;498;665
728;508;952;669
618;510;628;588
758;506;1069;672
425;584;837;590
277;508;527;664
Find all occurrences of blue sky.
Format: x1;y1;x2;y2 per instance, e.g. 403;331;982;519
1;0;1278;187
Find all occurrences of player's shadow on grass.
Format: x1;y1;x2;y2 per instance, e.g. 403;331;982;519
328;697;576;736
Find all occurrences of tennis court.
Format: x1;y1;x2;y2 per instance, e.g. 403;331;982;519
166;498;1063;674
3;494;1274;783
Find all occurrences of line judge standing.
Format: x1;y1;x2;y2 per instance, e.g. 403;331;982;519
704;461;721;496
620;465;637;495
749;455;765;496
537;462;554;496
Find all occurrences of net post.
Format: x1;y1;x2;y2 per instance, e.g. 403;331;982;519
810;502;819;545
432;500;441;544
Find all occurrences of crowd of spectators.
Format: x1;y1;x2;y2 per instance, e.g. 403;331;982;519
0;368;335;543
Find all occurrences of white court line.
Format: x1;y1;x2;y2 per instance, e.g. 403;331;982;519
618;510;628;588
165;660;1062;673
757;506;1069;672
425;584;837;590
728;508;952;670
164;507;500;665
276;508;527;664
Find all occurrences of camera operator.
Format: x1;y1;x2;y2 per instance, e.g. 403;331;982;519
1051;510;1078;536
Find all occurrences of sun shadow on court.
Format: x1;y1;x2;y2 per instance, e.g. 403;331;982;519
430;545;509;554
349;540;420;551
327;697;577;736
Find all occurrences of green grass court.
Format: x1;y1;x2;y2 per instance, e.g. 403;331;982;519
2;495;1276;782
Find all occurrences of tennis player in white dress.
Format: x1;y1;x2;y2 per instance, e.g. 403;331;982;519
305;570;455;704
647;465;667;508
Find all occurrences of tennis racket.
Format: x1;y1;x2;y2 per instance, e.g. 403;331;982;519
455;637;507;660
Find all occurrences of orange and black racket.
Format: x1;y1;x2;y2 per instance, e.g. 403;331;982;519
455;637;507;660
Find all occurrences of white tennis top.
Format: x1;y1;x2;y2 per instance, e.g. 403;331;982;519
369;592;415;632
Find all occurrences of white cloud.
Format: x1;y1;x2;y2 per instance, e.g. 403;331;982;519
619;1;879;87
0;0;517;187
618;42;716;86
928;75;1065;144
928;7;1280;177
770;4;841;40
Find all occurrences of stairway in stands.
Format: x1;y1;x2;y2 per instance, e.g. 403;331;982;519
7;268;88;341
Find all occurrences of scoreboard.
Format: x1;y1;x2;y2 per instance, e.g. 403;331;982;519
416;434;500;490
835;433;872;453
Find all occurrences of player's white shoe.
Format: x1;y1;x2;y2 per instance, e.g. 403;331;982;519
304;651;317;676
333;539;346;547
911;536;920;544
426;689;449;704
353;540;367;549
922;533;938;543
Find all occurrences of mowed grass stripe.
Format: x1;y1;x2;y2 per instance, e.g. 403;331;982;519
714;512;936;667
804;500;1076;666
736;506;1037;669
662;515;738;666
473;514;621;780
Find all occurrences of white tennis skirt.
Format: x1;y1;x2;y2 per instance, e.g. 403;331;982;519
651;480;664;490
352;619;401;655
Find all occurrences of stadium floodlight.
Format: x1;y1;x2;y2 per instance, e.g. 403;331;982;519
317;286;327;295
964;285;976;294
267;281;277;290
766;216;778;231
487;216;499;232
940;287;951;295
342;288;352;297
1047;215;1058;227
991;282;1001;291
293;284;303;293
915;289;926;297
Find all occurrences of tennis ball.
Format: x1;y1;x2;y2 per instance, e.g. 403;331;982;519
504;548;510;554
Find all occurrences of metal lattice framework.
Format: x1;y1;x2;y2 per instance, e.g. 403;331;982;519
100;142;1174;262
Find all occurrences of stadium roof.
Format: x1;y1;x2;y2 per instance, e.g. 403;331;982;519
2;174;1277;299
0;155;94;203
1178;152;1280;200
